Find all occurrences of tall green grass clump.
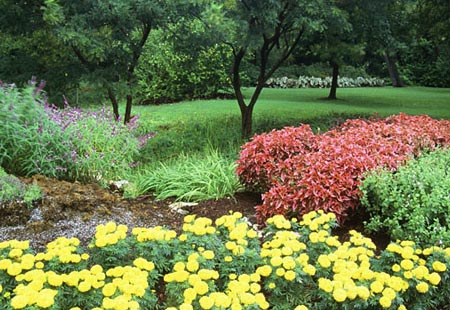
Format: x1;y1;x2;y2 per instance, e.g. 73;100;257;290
125;147;243;201
360;148;450;247
0;81;153;183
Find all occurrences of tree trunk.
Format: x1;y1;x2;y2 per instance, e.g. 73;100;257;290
124;94;132;124
107;87;120;120
384;52;404;87
328;62;339;100
240;105;254;140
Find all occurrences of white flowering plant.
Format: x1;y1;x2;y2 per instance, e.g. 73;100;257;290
1;211;450;309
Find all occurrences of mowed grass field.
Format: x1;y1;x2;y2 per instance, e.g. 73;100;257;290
134;87;450;126
129;86;450;162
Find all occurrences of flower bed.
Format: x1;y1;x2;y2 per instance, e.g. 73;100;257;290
1;211;449;309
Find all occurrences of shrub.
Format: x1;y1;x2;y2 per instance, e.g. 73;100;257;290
0;167;42;208
265;76;385;88
360;148;450;247
0;80;70;178
0;81;153;183
1;211;449;309
236;114;450;224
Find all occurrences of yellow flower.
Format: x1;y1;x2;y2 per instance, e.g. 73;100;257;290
179;303;194;310
202;250;215;260
276;267;285;277
398;305;407;310
270;256;283;267
400;259;414;270
416;281;429;293
268;282;276;289
7;262;22;276
426;272;441;286
432;261;447;272
281;256;295;270
78;281;91;293
379;295;392;308
193;280;209;295
199;296;214;309
357;286;370;300
295;306;308;310
186;260;199;272
183;287;197;303
256;265;272;277
303;264;316;276
102;283;116;297
284;270;296;281
370;281;384;294
318;278;333;293
333;288;347;302
392;264;401;272
318;255;331;268
36;289;57;308
250;282;261;293
10;295;29;309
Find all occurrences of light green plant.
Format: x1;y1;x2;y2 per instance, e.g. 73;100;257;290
360;148;450;247
0;167;42;208
125;146;243;201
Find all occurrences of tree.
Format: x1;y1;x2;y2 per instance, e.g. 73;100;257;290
202;1;332;138
41;0;173;122
353;0;414;87
0;0;81;101
407;0;450;87
308;0;363;100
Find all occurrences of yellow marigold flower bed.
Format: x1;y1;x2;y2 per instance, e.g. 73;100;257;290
0;211;449;309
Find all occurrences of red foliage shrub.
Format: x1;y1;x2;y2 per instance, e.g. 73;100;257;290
236;114;450;224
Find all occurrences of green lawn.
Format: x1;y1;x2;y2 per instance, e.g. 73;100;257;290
134;86;450;126
131;86;450;162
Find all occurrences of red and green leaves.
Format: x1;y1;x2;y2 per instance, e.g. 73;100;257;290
236;114;450;224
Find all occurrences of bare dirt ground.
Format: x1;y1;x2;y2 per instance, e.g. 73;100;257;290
0;175;389;252
0;175;262;251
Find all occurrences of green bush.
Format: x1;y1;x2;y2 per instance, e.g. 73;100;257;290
125;146;243;201
0;167;42;208
0;81;69;178
135;23;232;104
360;148;450;247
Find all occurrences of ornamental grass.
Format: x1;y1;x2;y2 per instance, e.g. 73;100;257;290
0;211;449;309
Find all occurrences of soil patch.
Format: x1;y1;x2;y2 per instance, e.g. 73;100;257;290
0;175;387;251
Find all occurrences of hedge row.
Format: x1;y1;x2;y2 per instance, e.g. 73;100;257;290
265;76;385;88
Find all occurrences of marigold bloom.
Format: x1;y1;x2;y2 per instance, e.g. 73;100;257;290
303;264;316;276
199;296;214;309
370;280;384;293
416;281;429;293
10;295;29;309
400;259;414;270
426;272;441;285
333;288;347;302
318;254;331;268
379;295;392;308
432;261;447;272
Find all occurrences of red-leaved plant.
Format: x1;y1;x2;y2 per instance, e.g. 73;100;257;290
236;114;450;224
